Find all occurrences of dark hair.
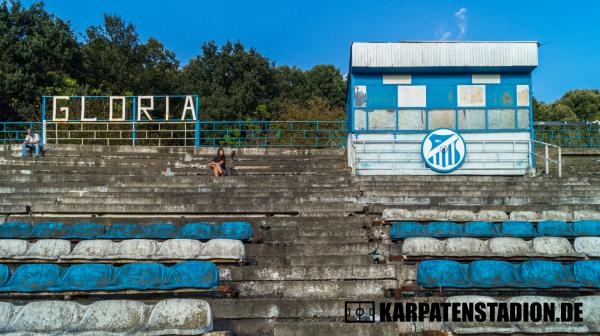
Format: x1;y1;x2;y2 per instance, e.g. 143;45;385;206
216;147;226;163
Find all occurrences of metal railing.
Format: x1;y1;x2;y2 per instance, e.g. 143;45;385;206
350;138;534;175
0;122;43;145
0;120;346;148
351;138;563;177
532;140;562;177
533;121;600;147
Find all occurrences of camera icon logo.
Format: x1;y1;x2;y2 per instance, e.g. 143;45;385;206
345;301;375;323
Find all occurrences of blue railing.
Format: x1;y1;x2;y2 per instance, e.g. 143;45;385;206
3;120;598;148
0;122;43;145
533;121;600;147
0;120;346;147
197;121;345;147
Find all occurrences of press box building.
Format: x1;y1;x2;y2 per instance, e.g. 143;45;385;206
346;41;539;175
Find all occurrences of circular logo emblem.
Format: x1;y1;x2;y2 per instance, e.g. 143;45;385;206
421;129;466;173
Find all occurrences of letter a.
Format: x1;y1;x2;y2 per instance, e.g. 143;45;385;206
181;95;196;120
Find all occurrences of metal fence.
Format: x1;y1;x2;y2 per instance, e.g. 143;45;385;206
533;121;600;147
1;120;346;148
3;120;599;149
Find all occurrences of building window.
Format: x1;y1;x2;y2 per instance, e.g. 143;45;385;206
354;109;366;130
398;109;426;130
488;108;516;129
458;109;486;130
517;108;530;129
457;85;486;107
368;109;396;130
354;86;367;107
428;109;456;129
517;85;530;106
398;86;426;107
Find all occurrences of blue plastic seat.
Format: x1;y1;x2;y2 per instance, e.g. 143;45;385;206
180;223;213;240
0;222;31;238
417;260;468;288
520;261;579;288
139;223;178;239
58;264;114;291
426;222;463;237
164;261;219;289
31;222;69;238
574;260;600;288
0;265;9;286
216;222;253;240
390;222;424;239
500;221;537;237
101;223;142;239
117;263;166;290
65;222;105;239
574;220;600;236
464;221;499;237
469;260;517;287
1;264;61;292
537;221;575;237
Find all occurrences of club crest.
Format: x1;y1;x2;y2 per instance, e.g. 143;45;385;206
421;129;466;173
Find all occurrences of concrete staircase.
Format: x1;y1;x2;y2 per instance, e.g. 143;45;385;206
1;144;599;335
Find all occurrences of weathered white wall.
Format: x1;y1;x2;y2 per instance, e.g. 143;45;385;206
349;132;531;175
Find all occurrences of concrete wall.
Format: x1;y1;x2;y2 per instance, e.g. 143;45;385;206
349;132;531;175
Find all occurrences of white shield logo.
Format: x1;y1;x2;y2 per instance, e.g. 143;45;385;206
422;129;466;173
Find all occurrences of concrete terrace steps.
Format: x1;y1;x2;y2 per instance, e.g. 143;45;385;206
1;145;599;335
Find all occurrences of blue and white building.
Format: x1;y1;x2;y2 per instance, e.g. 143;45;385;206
346;41;539;175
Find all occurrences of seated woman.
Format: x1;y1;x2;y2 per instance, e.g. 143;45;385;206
207;147;227;176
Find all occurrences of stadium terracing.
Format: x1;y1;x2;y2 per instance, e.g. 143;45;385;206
0;41;599;335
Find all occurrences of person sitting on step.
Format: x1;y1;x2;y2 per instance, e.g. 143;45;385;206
21;128;44;158
207;147;227;176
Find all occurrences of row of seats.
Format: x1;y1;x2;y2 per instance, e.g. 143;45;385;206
0;299;213;335
0;262;218;292
391;220;600;239
402;237;600;257
445;295;599;334
0;221;253;240
418;260;600;288
0;239;245;262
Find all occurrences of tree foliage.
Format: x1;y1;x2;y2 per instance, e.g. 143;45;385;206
0;1;347;123
533;90;600;122
9;1;600;125
0;0;81;120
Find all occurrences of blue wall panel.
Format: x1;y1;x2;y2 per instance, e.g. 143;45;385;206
426;85;456;108
501;73;531;85
486;85;516;108
352;74;382;86
412;74;471;86
366;85;396;107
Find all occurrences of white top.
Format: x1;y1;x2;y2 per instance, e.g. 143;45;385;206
25;133;40;144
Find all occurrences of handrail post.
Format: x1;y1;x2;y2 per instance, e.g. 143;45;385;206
545;144;549;175
41;96;47;145
558;147;562;178
132;96;137;146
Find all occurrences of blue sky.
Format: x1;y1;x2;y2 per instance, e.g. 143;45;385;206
28;0;600;102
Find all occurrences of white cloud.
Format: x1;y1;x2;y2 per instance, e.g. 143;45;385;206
436;25;452;41
455;7;468;39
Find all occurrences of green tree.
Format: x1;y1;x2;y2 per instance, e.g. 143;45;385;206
558;89;600;121
179;41;277;121
82;15;179;95
0;0;81;121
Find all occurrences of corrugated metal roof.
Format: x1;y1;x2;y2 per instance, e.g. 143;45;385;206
351;42;539;69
